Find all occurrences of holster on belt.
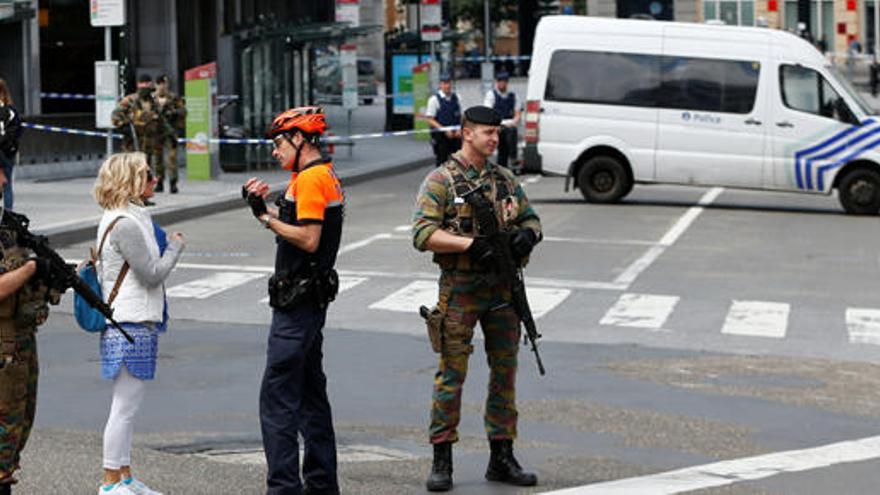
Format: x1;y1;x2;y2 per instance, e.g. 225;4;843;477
420;281;452;354
267;265;339;311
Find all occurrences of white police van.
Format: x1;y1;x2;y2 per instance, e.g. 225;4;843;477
523;16;880;214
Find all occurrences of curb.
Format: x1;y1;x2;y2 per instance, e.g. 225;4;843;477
41;156;432;247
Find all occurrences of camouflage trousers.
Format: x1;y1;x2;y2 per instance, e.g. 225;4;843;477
156;138;179;182
0;331;37;483
429;271;519;444
121;139;160;171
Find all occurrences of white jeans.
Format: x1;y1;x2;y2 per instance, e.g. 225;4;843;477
102;366;146;469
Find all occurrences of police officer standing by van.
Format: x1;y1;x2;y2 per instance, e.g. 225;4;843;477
0;167;61;495
425;74;462;166
413;106;542;492
483;72;521;170
242;106;344;495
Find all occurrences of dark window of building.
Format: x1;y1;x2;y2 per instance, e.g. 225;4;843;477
660;57;760;114
780;65;857;124
545;50;661;107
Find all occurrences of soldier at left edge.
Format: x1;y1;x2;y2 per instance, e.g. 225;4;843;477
112;75;162;206
0;165;63;495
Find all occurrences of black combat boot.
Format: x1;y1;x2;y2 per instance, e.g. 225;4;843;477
485;439;537;486
155;178;164;193
170;179;179;194
0;482;11;495
303;485;339;495
426;442;453;492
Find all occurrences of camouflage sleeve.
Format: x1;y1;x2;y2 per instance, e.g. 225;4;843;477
110;98;131;127
512;182;542;240
412;168;450;251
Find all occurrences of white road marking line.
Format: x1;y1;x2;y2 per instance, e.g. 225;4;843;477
338;233;394;255
524;288;572;318
613;187;723;287
600;293;680;329
394;225;410;232
259;276;368;305
539;434;880;495
721;300;789;338
524;176;542;184
369;280;437;313
167;272;265;299
845;308;880;345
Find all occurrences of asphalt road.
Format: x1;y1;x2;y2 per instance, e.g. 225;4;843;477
16;166;880;494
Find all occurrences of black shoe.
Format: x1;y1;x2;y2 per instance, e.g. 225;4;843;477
155;180;164;193
143;199;156;207
0;482;11;495
426;442;453;492
170;179;178;194
485;439;537;486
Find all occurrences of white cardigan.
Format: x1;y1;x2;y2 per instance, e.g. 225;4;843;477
96;203;182;324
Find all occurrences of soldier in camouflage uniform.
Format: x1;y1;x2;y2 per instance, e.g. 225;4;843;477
0;167;61;495
111;75;162;174
412;106;542;492
154;74;186;194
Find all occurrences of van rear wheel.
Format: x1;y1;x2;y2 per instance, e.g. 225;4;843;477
838;168;880;215
577;156;631;203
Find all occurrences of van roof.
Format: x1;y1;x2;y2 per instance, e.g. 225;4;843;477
534;16;826;66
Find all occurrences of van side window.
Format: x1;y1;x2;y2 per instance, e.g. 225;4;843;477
780;65;857;124
545;50;660;107
660;58;760;114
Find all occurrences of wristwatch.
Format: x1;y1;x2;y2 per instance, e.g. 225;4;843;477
260;214;272;229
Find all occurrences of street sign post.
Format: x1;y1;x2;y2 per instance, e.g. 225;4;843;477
94;61;118;130
90;0;125;27
90;0;124;156
420;0;442;42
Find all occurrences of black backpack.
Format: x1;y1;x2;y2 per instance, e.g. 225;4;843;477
0;104;22;157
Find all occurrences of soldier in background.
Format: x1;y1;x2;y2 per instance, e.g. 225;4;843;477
112;75;161;180
154;74;186;194
0;166;62;495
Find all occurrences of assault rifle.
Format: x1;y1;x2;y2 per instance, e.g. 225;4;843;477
1;209;134;343
462;186;546;376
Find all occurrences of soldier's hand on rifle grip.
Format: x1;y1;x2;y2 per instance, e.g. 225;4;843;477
510;229;538;259
466;236;494;266
27;257;51;282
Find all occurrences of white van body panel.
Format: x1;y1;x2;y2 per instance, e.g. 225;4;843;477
527;16;877;196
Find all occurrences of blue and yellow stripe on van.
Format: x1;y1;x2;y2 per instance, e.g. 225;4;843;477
795;118;879;191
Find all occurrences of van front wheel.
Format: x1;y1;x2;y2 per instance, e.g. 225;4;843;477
838;168;880;215
577;156;631;203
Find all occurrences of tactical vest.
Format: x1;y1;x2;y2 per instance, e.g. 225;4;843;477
435;92;461;127
0;220;54;359
433;156;521;272
492;89;516;120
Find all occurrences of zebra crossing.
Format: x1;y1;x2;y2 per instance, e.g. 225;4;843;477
160;265;880;348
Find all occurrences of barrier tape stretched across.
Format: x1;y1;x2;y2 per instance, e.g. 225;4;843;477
40;92;240;101
21;121;461;145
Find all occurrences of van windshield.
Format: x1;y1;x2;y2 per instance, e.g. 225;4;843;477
828;66;876;116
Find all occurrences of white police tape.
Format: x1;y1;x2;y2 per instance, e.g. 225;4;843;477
21;121;461;145
457;55;531;62
40;92;96;100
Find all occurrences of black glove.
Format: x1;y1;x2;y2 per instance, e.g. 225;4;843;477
510;229;538;259
466;237;494;267
242;186;268;218
29;257;51;282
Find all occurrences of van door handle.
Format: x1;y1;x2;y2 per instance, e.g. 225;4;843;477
776;121;794;128
745;118;762;126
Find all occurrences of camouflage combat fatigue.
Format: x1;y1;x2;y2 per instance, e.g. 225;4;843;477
0;220;57;484
412;151;541;445
155;90;186;182
111;92;162;168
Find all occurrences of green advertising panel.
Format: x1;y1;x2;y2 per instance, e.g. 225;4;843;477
185;78;211;180
412;63;431;142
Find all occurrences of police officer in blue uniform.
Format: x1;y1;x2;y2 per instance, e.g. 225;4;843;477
483;72;521;169
425;74;462;166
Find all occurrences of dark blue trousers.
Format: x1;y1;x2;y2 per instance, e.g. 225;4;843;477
260;305;338;495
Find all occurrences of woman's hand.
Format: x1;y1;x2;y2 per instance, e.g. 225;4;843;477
168;232;185;244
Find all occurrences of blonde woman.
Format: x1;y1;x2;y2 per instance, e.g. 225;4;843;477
93;152;185;495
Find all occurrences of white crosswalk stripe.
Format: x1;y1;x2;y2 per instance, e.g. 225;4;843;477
721;300;790;338
845;308;880;345
600;293;680;329
167;272;266;299
368;280;437;313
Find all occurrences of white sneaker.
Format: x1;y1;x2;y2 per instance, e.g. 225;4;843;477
98;482;135;495
123;477;163;495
